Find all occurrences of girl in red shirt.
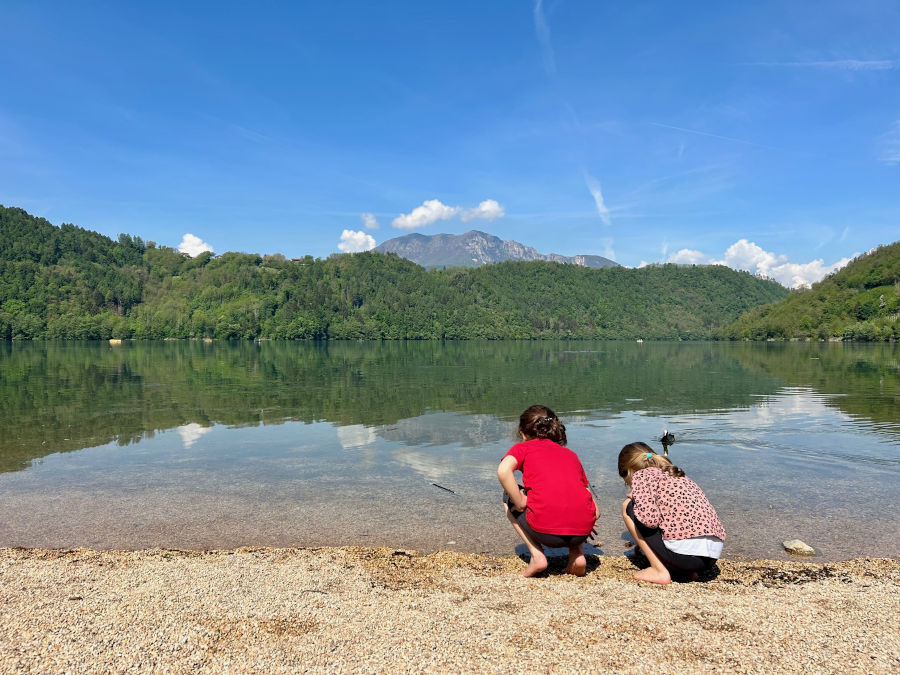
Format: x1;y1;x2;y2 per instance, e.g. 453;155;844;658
498;405;600;577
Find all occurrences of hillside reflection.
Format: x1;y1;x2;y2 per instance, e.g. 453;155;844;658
1;340;898;473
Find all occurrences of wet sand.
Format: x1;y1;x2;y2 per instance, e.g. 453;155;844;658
1;547;898;673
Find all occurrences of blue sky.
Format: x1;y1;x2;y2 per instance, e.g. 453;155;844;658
2;1;898;287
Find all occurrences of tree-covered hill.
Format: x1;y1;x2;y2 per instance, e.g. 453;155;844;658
1;205;789;340
720;242;900;341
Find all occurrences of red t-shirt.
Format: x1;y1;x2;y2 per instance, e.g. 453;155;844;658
503;438;596;536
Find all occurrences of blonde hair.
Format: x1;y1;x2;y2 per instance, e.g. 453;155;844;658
617;441;685;482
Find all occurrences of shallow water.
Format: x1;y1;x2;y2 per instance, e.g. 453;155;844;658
0;340;897;561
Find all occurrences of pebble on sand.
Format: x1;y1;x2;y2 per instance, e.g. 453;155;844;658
783;539;816;556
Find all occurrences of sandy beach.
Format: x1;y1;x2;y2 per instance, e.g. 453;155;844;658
1;547;898;673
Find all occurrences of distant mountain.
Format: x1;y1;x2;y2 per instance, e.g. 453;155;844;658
374;230;619;269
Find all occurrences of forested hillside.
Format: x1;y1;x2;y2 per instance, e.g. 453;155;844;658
1;205;788;340
721;243;900;341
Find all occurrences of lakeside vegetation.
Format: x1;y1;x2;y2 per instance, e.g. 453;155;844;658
0;205;788;341
721;243;900;342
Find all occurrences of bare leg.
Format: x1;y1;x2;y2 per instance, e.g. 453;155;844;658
505;504;547;577
621;499;671;585
565;543;586;576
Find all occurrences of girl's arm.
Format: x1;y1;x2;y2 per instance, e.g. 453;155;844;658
497;456;527;511
580;465;600;519
586;487;600;520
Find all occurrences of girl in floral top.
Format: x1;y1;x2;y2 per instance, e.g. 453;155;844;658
619;442;725;585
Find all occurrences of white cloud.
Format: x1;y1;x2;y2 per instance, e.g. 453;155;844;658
664;239;854;288
392;199;459;230
177;233;214;257
668;248;710;265
461;199;505;222
715;239;779;273
749;59;898;71
583;174;611;225
360;212;379;230
391;198;506;230
337;229;376;253
877;119;900;164
532;0;556;75
780;258;852;288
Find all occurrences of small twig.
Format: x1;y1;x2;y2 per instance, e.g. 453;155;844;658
431;483;457;495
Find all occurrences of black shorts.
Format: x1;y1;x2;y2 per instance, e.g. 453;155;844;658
625;500;716;575
504;492;589;549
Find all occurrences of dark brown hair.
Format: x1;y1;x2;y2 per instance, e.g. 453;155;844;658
518;405;566;446
617;441;685;482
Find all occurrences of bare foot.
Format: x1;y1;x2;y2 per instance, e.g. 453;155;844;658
565;553;587;577
521;553;548;577
634;567;671;585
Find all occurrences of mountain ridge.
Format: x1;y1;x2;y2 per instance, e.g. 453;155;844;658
374;230;618;269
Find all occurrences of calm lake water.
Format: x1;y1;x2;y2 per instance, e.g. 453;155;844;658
1;340;898;562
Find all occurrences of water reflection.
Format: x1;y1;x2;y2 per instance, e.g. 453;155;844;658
0;340;898;559
336;424;376;450
177;423;213;449
0;343;900;558
1;340;898;471
379;412;513;449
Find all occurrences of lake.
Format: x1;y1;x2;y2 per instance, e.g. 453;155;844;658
1;340;898;562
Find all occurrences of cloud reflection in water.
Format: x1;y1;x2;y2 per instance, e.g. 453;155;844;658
176;423;213;449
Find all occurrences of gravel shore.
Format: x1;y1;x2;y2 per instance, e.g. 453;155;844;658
2;547;898;673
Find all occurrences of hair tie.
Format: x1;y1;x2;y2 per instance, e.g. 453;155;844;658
646;452;653;459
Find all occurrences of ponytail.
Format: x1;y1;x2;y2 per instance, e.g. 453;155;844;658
618;441;685;481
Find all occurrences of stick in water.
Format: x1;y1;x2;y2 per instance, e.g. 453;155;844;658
431;483;457;495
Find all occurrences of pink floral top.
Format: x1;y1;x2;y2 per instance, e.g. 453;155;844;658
630;467;726;541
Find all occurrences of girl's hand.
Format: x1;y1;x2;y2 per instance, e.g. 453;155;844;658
513;489;528;512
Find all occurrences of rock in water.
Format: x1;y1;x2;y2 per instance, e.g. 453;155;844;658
783;539;816;556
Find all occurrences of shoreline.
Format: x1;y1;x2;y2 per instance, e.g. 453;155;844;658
2;546;898;673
